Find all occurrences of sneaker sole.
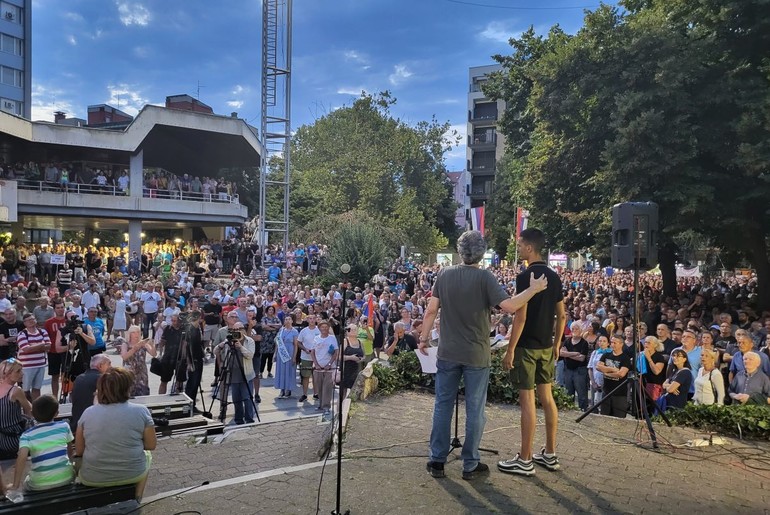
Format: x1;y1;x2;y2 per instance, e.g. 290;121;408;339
533;459;560;471
497;464;535;476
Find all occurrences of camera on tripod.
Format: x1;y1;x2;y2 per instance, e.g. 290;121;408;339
61;316;85;338
225;328;244;346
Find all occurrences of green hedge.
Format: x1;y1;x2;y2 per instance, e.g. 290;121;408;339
655;403;770;440
372;351;578;411
372;353;770;439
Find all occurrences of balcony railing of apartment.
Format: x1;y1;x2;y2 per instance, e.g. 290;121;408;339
468;109;498;122
468;133;497;146
469;160;496;171
14;179;240;204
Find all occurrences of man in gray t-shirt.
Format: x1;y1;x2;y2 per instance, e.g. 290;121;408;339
419;230;547;480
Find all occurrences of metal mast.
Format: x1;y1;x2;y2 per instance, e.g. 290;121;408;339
258;0;292;252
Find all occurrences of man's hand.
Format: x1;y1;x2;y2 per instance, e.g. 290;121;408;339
735;393;749;404
502;350;514;371
530;272;548;292
418;341;429;356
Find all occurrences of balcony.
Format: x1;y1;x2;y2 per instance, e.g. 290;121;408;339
468;159;496;174
468;132;497;150
14;179;248;224
468;108;498;125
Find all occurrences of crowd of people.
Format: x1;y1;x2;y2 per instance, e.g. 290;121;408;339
0;160;238;202
0;229;768;497
488;265;770;418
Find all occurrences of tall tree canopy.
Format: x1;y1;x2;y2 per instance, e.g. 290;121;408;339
484;0;770;308
288;92;460;254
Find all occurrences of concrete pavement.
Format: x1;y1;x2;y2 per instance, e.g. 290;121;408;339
139;391;770;514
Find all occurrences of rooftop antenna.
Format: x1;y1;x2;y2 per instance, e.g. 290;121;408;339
197;80;205;100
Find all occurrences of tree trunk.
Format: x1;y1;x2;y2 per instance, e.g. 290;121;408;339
659;242;677;300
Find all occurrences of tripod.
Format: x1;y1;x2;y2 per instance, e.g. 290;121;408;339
576;227;670;447
207;339;261;424
450;392;498;455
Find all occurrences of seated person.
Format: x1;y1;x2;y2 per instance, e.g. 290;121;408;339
75;367;157;500
729;352;770;406
12;395;75;491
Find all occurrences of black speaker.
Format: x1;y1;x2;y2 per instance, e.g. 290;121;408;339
611;202;659;269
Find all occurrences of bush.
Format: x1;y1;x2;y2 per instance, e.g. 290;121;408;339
655;403;770;440
371;351;578;411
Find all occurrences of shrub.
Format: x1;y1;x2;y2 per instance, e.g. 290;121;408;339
655;403;770;440
371;351;578;411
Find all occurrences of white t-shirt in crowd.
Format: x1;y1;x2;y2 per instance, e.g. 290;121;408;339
311;334;338;368
298;326;320;361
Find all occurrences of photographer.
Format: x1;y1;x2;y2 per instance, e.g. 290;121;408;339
183;312;205;405
213;322;256;425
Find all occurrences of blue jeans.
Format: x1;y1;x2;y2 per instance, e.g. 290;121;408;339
563;366;589;410
230;381;255;423
429;359;490;472
555;360;565;387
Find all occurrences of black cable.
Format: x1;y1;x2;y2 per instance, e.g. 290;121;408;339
315;444;334;515
445;0;599;9
124;481;209;514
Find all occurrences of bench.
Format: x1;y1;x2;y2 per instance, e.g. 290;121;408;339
0;483;137;514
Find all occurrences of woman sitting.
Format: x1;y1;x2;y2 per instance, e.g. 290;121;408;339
75;367;157;500
661;349;693;411
0;358;33;461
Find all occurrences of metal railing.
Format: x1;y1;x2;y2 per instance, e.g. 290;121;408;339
13;179;239;204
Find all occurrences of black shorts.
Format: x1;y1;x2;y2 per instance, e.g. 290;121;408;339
48;352;66;376
160;361;176;383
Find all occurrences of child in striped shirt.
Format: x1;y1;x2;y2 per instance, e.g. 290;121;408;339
11;395;75;491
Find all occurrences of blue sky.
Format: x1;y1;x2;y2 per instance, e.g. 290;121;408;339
31;0;616;171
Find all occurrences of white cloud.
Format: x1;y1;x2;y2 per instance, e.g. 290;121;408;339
479;20;521;43
388;64;413;86
105;83;149;116
133;46;149;58
31;84;75;122
63;12;84;23
232;85;247;95
226;100;244;109
336;87;367;96
344;50;368;65
67;35;77;46
116;2;151;27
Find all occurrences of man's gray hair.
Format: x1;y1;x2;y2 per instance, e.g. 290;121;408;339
393;321;406;332
90;354;111;370
456;230;487;265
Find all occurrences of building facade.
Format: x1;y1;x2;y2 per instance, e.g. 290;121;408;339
466;64;505;209
0;0;30;118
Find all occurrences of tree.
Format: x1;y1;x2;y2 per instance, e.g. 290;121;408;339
485;0;770;307
289;92;459;254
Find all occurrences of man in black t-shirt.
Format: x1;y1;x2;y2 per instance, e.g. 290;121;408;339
597;335;632;418
0;307;23;360
202;297;223;354
560;322;589;411
499;228;566;477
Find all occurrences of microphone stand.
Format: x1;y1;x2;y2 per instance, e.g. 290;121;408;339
332;265;350;515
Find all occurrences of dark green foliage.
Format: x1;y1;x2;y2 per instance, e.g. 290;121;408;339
657;403;770;440
484;0;770;307
372;351;578;411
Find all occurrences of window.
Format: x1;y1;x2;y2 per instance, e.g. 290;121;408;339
0;34;22;56
0;65;22;87
0;2;22;24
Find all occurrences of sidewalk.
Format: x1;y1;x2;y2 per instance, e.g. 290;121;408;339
141;391;770;514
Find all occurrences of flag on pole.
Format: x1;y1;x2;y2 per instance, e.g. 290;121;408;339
367;294;375;328
470;206;485;234
515;208;530;239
